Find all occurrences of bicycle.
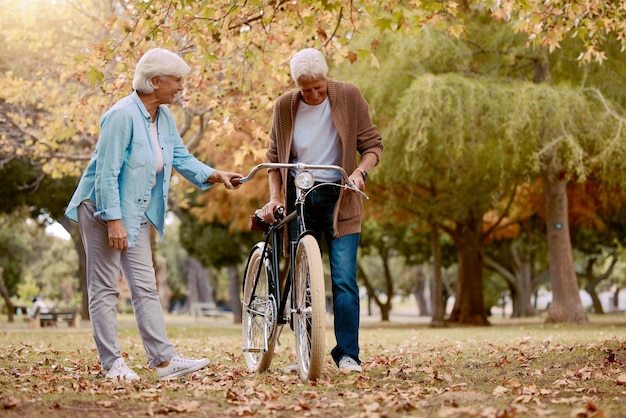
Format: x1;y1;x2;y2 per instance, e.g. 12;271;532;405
239;162;368;381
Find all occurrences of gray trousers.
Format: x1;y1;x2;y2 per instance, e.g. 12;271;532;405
77;200;176;369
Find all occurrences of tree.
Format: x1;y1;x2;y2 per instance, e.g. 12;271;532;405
372;72;537;325
567;179;626;313
0;213;32;321
484;246;549;318
577;250;618;314
490;0;626;64
481;1;626;324
357;219;415;321
1;0;461;226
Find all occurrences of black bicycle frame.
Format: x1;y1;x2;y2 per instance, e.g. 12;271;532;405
246;187;310;327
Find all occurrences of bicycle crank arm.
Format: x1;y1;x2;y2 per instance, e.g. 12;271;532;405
243;348;266;353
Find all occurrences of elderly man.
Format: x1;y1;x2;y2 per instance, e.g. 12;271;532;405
257;48;383;373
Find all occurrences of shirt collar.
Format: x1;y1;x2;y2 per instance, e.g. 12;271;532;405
131;90;153;121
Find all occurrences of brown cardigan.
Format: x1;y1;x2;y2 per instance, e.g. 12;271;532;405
266;79;383;238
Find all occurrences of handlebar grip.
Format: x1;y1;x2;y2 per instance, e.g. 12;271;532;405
249;206;285;232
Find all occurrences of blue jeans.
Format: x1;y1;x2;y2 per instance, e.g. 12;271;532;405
288;179;361;365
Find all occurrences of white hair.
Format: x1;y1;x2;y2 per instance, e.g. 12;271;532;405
132;48;191;93
289;48;328;86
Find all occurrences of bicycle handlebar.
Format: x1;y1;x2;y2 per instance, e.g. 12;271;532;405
239;162;369;199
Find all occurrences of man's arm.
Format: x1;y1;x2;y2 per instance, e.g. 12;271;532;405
258;169;284;223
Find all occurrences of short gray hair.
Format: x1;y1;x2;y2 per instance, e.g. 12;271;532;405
132;48;191;93
289;48;328;86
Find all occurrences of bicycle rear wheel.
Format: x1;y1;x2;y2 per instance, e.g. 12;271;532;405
293;234;326;381
242;243;278;372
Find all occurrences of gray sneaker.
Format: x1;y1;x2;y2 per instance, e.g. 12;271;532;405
338;356;362;373
157;356;209;381
105;357;140;381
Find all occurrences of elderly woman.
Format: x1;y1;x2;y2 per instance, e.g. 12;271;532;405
65;48;242;381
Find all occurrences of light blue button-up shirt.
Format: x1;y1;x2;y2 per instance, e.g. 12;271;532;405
65;91;215;247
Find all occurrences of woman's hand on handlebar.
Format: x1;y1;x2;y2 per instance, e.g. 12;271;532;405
257;199;284;224
207;170;244;189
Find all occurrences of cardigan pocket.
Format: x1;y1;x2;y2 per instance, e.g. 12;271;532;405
336;190;362;223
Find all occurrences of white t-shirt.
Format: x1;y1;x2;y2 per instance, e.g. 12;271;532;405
291;97;342;182
149;122;164;189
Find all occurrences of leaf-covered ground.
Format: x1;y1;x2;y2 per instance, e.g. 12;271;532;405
1;315;625;417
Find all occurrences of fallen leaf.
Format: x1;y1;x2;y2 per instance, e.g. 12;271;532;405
492;385;509;397
363;402;380;412
550;397;579;404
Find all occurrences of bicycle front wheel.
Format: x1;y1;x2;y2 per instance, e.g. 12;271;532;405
242;243;278;373
293;234;326;381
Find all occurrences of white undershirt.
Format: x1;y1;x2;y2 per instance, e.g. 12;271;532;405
291;97;341;182
149;122;164;175
148;122;164;192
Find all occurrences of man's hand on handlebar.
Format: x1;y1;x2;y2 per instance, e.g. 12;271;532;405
348;171;366;191
257;199;285;224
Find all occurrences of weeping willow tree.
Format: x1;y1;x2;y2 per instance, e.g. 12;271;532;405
378;74;530;325
374;69;625;325
517;84;625;324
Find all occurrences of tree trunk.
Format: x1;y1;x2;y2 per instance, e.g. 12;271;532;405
511;244;538;317
585;281;603;314
510;269;537;318
186;257;213;307
448;216;490;326
412;265;430;317
228;265;242;323
357;262;392;321
430;223;445;327
379;303;391;321
484;246;539;318
0;267;15;323
542;159;588;324
581;253;617;315
380;246;394;321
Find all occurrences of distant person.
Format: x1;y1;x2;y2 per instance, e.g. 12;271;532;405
31;297;48;315
65;48;243;381
256;48;383;373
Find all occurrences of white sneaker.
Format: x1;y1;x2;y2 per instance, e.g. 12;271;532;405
157;356;209;381
338;356;362;373
280;362;299;374
105;357;140;381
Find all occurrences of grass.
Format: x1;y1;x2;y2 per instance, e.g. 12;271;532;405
1;313;625;417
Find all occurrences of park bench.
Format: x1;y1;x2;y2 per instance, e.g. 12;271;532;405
27;307;80;328
190;302;221;319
